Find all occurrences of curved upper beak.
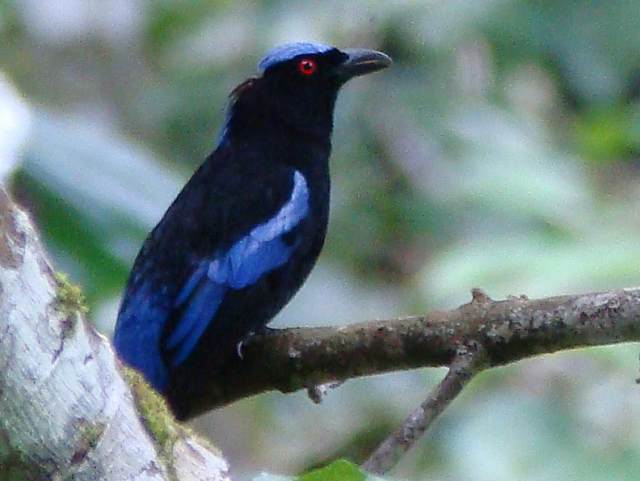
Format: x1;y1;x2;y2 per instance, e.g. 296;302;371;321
334;48;392;81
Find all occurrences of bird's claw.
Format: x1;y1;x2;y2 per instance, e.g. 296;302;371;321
236;326;278;359
236;339;246;360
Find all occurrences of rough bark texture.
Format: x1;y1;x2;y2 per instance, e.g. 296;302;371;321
0;189;230;481
182;287;640;418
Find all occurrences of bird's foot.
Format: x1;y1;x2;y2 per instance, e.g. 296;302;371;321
236;339;245;360
236;326;278;359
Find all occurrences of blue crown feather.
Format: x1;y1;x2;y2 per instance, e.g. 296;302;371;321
258;42;335;71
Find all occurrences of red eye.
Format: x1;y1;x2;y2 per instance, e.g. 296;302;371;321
298;58;317;76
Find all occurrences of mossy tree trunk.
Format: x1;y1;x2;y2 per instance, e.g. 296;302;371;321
0;188;230;481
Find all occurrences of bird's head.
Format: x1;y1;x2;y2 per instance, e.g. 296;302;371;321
225;42;392;140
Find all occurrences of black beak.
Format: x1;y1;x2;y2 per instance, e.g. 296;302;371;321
334;48;392;81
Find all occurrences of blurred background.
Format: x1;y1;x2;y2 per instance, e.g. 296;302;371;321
2;1;640;479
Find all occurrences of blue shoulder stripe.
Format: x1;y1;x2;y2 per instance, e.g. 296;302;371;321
250;171;309;241
165;170;309;367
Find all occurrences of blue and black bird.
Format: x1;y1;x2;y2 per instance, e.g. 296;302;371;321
113;42;391;417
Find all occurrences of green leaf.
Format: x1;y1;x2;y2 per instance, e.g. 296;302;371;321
299;460;365;481
251;460;395;481
573;105;640;163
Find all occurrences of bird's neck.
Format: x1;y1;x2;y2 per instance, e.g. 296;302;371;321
219;109;334;176
220;82;336;150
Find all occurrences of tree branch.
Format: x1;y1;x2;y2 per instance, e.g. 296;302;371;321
177;287;640;419
362;343;486;474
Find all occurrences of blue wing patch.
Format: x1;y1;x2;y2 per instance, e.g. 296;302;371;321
258;42;334;71
165;279;226;366
113;280;171;391
165;170;310;367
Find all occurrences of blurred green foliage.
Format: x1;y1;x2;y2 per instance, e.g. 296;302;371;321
253;459;393;481
2;1;640;480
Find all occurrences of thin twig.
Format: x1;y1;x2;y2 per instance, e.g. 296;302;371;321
362;343;487;474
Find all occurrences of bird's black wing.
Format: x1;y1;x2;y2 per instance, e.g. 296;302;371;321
114;151;306;392
163;169;309;367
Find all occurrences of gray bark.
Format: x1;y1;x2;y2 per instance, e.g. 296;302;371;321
0;189;230;481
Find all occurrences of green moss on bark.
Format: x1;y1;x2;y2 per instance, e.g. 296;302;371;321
122;367;179;478
54;272;88;317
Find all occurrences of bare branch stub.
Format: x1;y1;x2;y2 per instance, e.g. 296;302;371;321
470;287;492;305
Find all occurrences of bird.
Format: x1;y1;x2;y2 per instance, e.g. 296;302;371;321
113;42;391;418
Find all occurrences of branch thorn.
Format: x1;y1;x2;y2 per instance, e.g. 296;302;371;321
471;288;492;305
